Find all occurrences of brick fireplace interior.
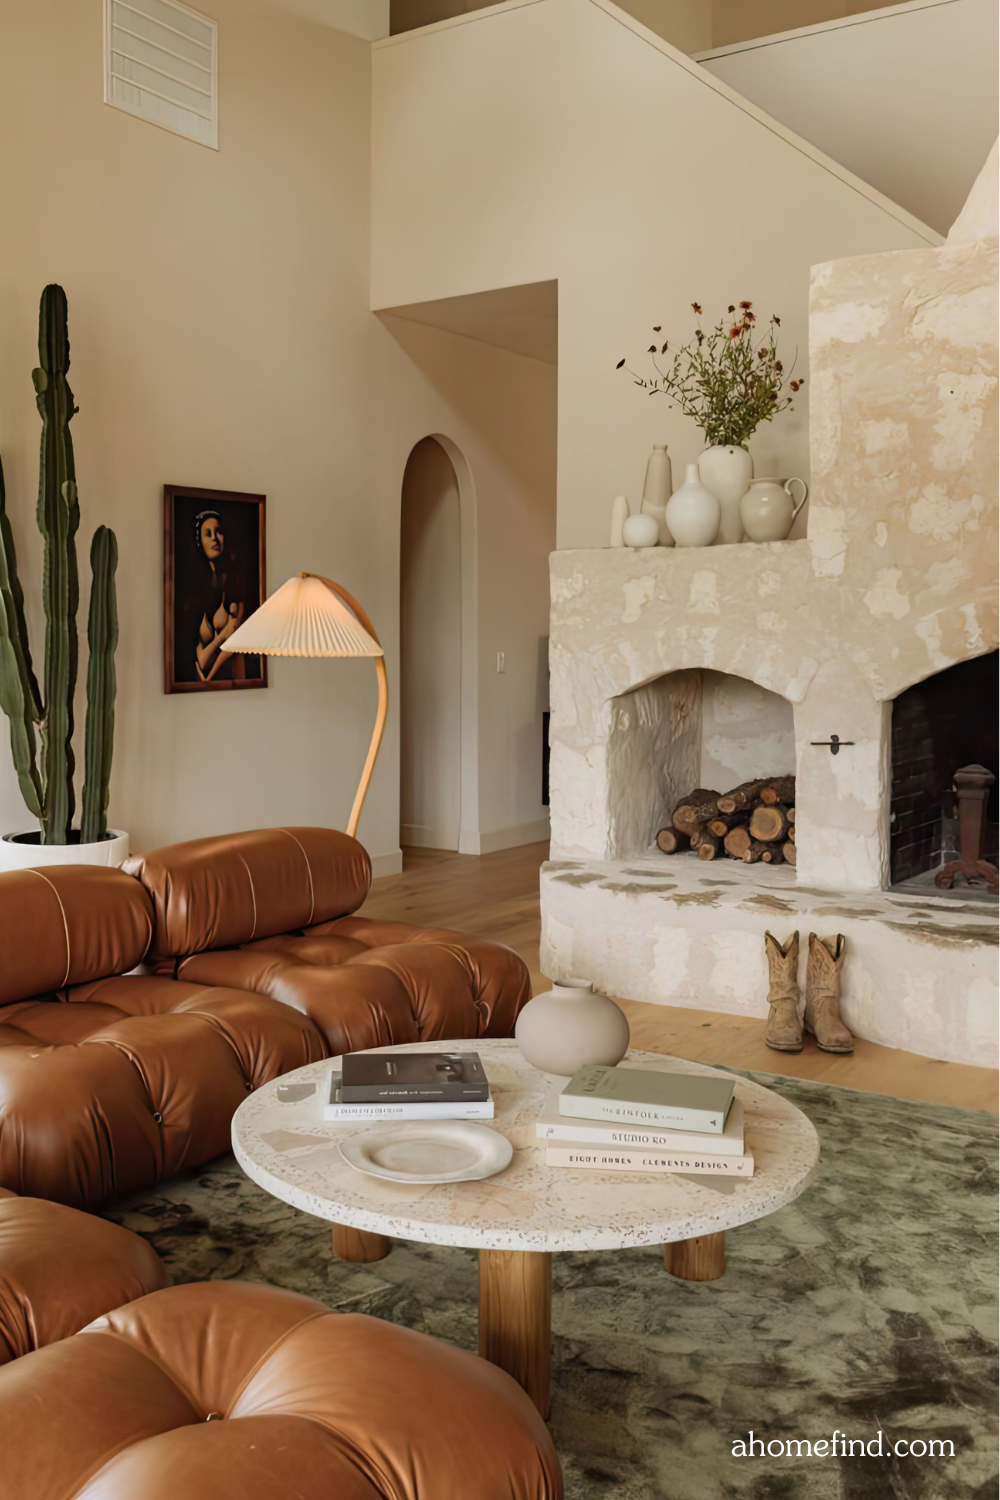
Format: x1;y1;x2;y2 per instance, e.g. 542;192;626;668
890;651;999;885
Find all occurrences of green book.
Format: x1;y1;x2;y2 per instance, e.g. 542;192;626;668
558;1065;735;1135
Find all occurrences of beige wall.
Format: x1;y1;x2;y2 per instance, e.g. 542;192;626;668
375;319;557;851
372;0;938;555
400;438;463;848
0;0;399;865
0;0;557;865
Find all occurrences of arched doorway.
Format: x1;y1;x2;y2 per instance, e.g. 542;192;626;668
400;437;463;850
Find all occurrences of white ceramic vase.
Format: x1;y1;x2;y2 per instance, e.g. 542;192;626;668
665;463;721;548
698;445;754;544
609;494;629;547
514;978;631;1077
0;828;129;873
640;444;673;546
621;512;659;548
740;477;809;542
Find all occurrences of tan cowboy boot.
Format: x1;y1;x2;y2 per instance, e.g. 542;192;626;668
804;934;853;1053
764;930;802;1052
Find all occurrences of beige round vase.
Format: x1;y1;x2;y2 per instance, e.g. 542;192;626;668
514;979;631;1077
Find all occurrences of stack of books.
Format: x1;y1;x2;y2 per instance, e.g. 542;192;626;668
538;1064;752;1177
324;1051;494;1122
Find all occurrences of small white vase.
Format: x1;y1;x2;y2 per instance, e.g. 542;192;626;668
640;444;673;546
740;477;809;542
621;512;659;548
665;463;721;548
0;828;129;872
698;445;754;544
515;978;631;1077
609;494;629;547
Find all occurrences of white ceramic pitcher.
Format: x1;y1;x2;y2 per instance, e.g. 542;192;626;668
739;477;808;542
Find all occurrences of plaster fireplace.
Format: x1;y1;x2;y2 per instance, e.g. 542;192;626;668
542;234;998;1068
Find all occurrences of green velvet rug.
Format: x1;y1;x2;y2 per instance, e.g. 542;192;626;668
105;1073;998;1500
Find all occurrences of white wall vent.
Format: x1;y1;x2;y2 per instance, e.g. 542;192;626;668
104;0;218;150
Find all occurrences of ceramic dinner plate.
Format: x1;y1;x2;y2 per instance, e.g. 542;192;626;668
339;1121;514;1184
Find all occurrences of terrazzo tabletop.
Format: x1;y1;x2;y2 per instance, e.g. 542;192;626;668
232;1040;820;1252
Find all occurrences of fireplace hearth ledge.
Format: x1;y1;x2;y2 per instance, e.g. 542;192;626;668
540;854;997;1069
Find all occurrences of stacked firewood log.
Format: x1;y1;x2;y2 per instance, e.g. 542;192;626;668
656;777;797;866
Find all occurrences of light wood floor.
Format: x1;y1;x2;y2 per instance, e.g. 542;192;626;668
360;842;999;1115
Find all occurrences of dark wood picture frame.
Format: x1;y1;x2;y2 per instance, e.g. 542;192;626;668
164;485;268;694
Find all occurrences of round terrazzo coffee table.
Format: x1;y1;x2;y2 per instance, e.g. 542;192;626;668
232;1039;819;1417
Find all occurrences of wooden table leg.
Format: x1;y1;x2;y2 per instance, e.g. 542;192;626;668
332;1223;392;1263
664;1231;726;1281
479;1249;552;1418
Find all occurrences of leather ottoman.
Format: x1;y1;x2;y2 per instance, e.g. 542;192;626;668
0;1280;563;1499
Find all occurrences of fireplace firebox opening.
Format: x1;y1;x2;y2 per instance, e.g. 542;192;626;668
890;651;999;888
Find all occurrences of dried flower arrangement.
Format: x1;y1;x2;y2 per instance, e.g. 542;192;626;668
617;301;803;449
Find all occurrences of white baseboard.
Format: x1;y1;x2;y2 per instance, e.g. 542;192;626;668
459;817;551;856
369;848;404;878
400;823;459;851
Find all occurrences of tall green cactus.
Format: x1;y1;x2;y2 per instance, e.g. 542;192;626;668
0;285;119;845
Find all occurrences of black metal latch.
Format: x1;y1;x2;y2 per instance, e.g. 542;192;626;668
810;734;855;755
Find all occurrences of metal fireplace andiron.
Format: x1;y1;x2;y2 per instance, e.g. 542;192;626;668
935;764;999;894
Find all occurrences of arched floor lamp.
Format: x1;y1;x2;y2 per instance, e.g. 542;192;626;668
222;572;387;839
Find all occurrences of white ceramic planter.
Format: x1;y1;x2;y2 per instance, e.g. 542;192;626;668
698;445;754;544
740;477;809;542
640;443;674;546
665;463;721;548
621;512;660;548
0;829;129;873
514;978;630;1077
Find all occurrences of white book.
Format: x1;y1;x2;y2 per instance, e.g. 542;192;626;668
544;1144;754;1177
323;1075;494;1122
535;1086;745;1156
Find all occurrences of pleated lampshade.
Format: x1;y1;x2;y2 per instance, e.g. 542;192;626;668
222;573;383;658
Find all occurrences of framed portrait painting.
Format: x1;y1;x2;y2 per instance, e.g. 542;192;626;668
164;485;267;693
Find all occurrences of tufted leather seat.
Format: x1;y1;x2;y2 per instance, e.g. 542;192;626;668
127;827;530;1055
0;830;529;1205
0;1279;563;1499
0;1186;169;1362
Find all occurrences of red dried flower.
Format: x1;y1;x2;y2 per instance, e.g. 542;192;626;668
648;345;657;353
653;326;662;332
739;301;752;310
728;305;736;314
729;325;742;339
772;315;781;326
774;360;783;372
691;303;702;314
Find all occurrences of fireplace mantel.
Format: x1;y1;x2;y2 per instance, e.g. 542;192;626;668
542;237;997;1066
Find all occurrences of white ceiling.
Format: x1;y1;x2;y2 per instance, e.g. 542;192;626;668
380;281;559;364
266;0;390;40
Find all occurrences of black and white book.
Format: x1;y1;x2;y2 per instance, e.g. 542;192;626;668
340;1051;490;1103
324;1074;494;1121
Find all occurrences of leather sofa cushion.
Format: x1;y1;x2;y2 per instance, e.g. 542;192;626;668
0;1190;169;1362
176;917;530;1055
0;976;325;1205
0;867;153;1006
0;1281;563;1499
126;828;371;960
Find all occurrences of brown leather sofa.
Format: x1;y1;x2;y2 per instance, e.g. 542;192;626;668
0;829;529;1206
0;1186;169;1362
0;1198;563;1498
126;826;529;1053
